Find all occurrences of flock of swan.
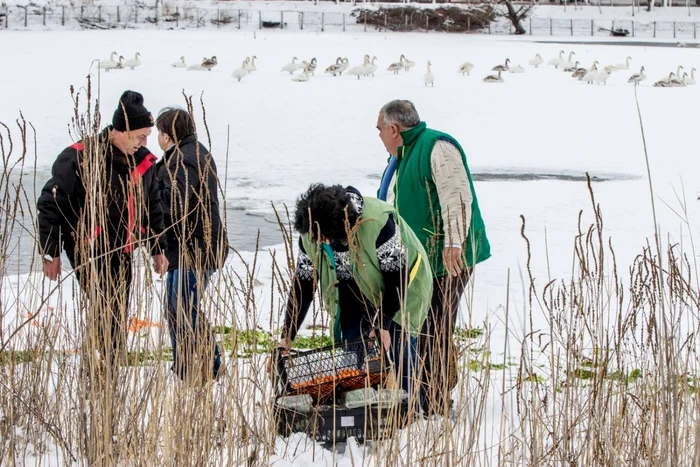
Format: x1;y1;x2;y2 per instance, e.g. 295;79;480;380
97;50;696;88
98;51;142;71
478;50;696;87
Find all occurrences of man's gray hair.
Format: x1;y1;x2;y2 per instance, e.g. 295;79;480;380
380;100;420;129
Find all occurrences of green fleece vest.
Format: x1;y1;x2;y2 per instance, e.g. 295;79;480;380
301;197;432;343
393;122;491;277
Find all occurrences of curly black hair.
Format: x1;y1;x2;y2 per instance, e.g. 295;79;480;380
294;184;359;241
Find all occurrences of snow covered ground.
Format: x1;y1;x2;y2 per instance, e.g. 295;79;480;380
1;28;700;465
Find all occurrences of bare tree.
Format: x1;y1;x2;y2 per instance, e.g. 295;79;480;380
500;0;532;35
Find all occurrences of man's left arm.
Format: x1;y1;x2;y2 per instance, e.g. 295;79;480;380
430;140;473;275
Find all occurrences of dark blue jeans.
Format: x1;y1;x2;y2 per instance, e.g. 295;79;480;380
165;268;222;381
343;320;417;396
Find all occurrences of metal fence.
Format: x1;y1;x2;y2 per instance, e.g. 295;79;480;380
527;16;700;37
1;3;700;38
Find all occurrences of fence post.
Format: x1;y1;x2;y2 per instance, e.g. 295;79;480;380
321;12;324;31
673;21;676;38
62;6;65;26
117;6;120;23
468;16;471;32
176;7;179;27
217;8;220;28
591;19;593;35
258;10;261;29
695;22;697;39
98;5;102;23
196;8;199;28
237;9;240;29
425;14;428;31
24;6;27;27
632;21;635;37
611;19;614;31
570;19;573;35
43;6;46;26
488;21;491;34
135;7;138;24
301;12;304;30
154;3;157;26
653;21;656;37
384;13;387;32
529;16;531;35
5;6;8;27
80;5;83;20
364;11;367;32
342;13;345;32
281;11;284;30
549;18;552;35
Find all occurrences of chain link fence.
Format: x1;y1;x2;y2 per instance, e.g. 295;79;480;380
1;3;699;37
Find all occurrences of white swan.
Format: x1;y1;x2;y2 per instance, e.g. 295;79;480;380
548;50;565;68
231;59;250;82
403;55;416;71
424;60;434;86
560;51;576;71
325;57;343;76
610;56;631;71
122;52;141;70
492;58;510;72
457;61;474;76
627;66;646;84
581;64;598;84
387;55;405;74
291;62;311;82
99;51;118;72
364;56;378;76
509;64;525;73
171;56;186;68
528;53;543;68
338;58;349;75
281;56;304;74
188;57;207;70
687;68;696;85
307;58;318;75
347;55;370;79
243;55;257;72
594;66;612;85
483;70;504;83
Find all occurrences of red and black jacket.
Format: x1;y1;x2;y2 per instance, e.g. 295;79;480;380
37;127;167;264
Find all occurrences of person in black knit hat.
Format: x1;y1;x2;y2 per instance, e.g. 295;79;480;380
37;90;168;367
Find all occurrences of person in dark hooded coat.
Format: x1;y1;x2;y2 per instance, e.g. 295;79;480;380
155;107;229;382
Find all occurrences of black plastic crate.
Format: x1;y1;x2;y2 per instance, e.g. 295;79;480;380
274;399;413;445
276;339;387;403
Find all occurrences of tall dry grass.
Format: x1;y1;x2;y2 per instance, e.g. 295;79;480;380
0;85;698;466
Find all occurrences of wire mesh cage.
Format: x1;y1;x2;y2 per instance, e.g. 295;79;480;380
276;338;387;403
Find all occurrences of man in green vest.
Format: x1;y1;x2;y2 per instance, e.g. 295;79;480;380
276;184;433;396
376;99;491;415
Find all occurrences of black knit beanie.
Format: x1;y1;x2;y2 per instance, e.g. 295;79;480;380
112;90;154;132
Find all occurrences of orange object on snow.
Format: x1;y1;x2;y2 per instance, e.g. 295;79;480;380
128;318;161;332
